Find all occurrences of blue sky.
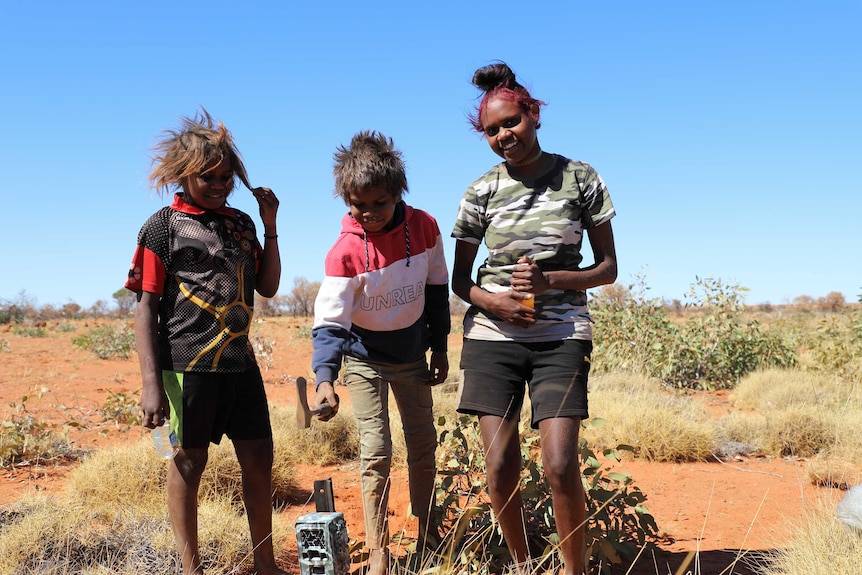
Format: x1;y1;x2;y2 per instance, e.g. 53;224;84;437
1;0;859;309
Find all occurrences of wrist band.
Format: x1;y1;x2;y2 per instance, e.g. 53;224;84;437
264;234;278;239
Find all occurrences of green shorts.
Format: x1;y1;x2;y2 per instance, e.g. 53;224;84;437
162;366;272;448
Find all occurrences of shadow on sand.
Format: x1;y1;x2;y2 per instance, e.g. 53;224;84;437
610;547;777;575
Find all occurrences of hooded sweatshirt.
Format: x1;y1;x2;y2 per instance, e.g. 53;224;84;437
311;202;450;385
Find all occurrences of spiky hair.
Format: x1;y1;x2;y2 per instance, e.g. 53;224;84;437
332;130;408;203
148;107;250;196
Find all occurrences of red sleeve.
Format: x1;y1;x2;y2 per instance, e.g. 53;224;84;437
124;245;166;295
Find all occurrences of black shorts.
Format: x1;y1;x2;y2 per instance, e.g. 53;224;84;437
162;366;272;448
457;338;592;429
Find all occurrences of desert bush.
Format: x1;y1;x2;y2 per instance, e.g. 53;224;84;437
72;322;136;359
53;321;77;332
816;291;846;312
63;441;167;510
293;323;313;339
100;389;142;430
763;409;836;458
283;276;321;317
10;321;49;338
661;278;797;389
433;415;658;575
591;276;797;390
0;337;8;352
801;306;862;381
0;394;84;467
590;277;677;377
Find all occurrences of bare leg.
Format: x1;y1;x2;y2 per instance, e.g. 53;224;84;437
478;414;529;565
233;437;288;575
167;447;209;575
367;547;390;575
539;417;585;575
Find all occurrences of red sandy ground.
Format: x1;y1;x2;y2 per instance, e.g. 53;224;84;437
0;317;844;574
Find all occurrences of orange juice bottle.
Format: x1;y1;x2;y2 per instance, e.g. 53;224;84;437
522;292;535;316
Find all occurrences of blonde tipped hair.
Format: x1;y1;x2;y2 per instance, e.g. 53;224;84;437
148;107;250;196
332;130;408;204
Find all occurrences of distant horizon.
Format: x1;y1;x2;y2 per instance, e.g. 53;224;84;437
2;281;858;312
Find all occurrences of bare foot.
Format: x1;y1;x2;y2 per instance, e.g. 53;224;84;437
366;548;389;575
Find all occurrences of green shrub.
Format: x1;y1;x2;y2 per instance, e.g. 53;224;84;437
0;395;84;467
10;322;48;338
72;323;136;359
100;390;142;430
592;276;797;390
802;306;862;382
433;415;658;575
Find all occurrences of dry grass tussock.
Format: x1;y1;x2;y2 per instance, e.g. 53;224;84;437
726;369;862;467
732;368;861;412
585;372;717;462
0;444;291;575
751;496;862;575
0;411;304;575
275;402;360;466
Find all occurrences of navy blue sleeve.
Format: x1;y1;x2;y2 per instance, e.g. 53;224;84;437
424;283;450;352
311;325;349;386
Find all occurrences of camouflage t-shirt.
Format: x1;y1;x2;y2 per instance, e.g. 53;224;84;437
451;155;615;342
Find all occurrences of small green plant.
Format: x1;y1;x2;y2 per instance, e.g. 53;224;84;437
0;338;9;353
803;306;862;381
10;322;48;338
432;415;658;574
99;390;141;431
53;321;76;333
293;324;313;339
0;394;81;467
660;277;797;389
72;323;136;359
592;275;797;389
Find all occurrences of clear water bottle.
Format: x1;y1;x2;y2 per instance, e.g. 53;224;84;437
152;425;179;459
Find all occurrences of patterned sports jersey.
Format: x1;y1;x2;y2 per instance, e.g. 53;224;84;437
125;194;262;372
452;154;615;342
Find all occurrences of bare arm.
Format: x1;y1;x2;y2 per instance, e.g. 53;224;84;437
511;220;618;294
135;291;168;429
452;240;536;326
252;187;281;298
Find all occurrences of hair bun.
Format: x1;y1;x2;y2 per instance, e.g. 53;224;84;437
472;62;518;92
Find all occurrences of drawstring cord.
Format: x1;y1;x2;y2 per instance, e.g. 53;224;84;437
363;230;369;272
405;220;411;267
362;219;411;272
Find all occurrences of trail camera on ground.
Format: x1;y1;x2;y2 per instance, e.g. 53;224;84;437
295;478;349;575
295;511;350;575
